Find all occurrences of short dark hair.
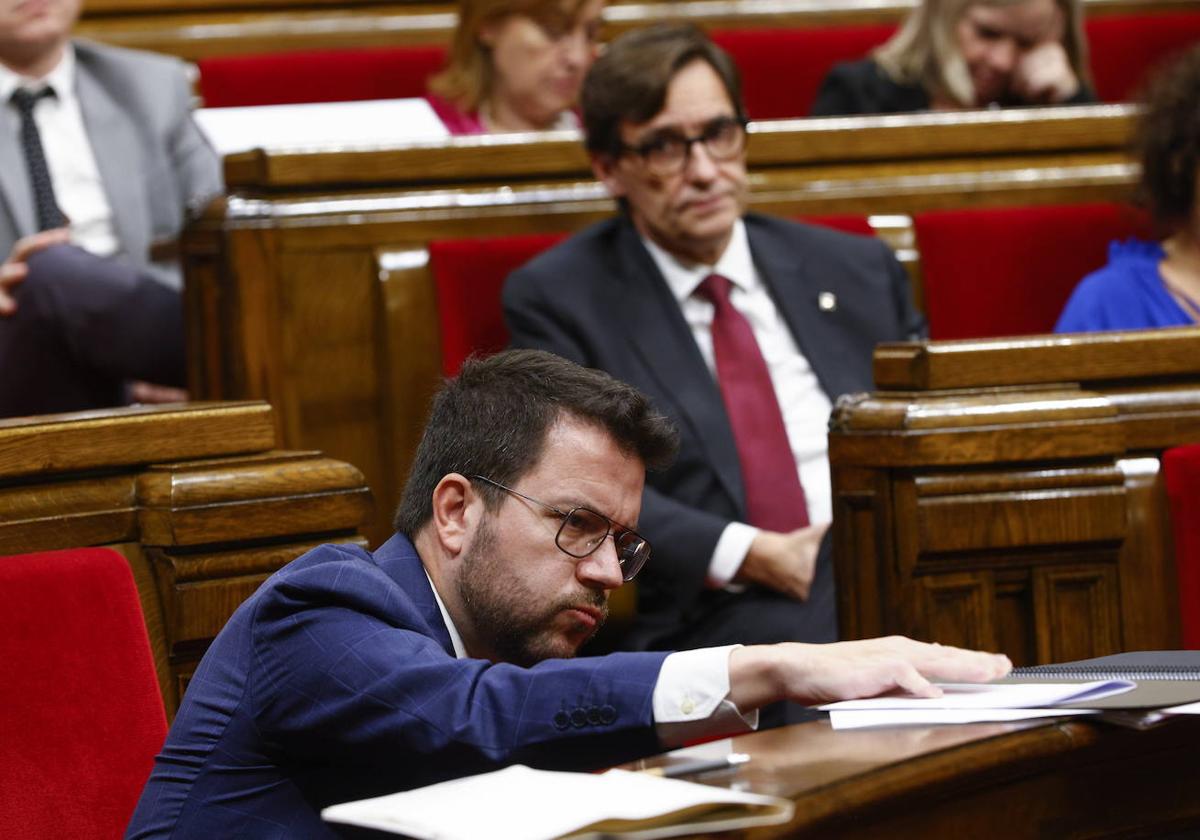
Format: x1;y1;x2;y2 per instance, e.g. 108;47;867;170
581;23;745;158
1135;45;1200;231
393;349;679;537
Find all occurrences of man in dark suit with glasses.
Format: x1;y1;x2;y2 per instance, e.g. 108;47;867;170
504;25;926;679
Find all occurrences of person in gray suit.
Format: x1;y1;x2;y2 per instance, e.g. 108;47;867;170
0;0;221;417
503;25;925;706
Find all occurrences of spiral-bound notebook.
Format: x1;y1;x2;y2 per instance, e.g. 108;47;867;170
1004;651;1200;709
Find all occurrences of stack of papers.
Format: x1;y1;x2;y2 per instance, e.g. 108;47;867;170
819;680;1136;730
322;764;793;839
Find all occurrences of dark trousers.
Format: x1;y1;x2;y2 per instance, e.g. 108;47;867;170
0;244;185;419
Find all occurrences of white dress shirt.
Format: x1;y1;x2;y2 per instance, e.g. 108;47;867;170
0;46;119;257
641;220;834;586
425;570;757;746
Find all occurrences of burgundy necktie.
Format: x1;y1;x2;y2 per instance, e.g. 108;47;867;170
696;273;809;531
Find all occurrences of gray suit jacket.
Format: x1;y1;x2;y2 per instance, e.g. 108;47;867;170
0;39;222;289
504;213;926;649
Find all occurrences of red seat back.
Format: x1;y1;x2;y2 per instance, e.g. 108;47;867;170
1165;444;1200;650
197;46;448;108
0;548;167;839
1086;13;1200;102
430;233;569;376
712;25;897;119
913;203;1153;340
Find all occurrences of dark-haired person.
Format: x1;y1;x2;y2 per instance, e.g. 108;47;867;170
503;25;924;692
426;0;603;133
0;0;222;417
810;0;1093;116
1057;46;1200;332
126;349;1010;838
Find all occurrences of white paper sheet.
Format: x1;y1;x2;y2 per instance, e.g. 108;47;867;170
321;765;793;840
194;98;450;156
828;707;1096;730
818;680;1135;712
1162;700;1200;714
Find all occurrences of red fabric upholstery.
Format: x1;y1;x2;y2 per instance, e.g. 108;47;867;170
197;45;448;108
912;203;1153;340
712;25;897;119
429;215;876;376
1164;444;1200;650
1086;13;1200;103
430;233;568;376
0;548;166;839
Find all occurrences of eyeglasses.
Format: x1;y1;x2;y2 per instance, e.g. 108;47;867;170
470;475;651;582
617;116;748;177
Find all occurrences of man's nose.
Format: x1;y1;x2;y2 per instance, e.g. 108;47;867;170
560;28;592;71
988;39;1019;72
684;139;720;183
576;537;625;591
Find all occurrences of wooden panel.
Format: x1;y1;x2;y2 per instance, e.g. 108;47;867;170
1033;565;1121;662
1115;457;1183;650
917;571;996;651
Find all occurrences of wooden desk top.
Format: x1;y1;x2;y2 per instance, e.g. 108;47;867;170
629;716;1200;837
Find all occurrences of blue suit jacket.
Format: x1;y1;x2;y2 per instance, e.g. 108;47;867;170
126;534;669;839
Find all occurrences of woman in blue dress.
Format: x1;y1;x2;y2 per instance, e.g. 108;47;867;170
1057;47;1200;332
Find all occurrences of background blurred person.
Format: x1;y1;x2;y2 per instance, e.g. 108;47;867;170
427;0;603;134
810;0;1093;116
1057;47;1200;332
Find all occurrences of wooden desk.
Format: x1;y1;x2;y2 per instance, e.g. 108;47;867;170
829;328;1200;665
0;402;371;716
630;715;1200;837
186;107;1138;546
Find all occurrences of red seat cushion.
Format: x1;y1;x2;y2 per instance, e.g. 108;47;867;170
1086;13;1200;102
430;233;569;376
197;45;448;108
0;548;166;839
795;214;875;237
712;25;897;119
913;203;1153;340
1164;444;1200;650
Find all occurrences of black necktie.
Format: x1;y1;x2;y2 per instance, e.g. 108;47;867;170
10;86;67;231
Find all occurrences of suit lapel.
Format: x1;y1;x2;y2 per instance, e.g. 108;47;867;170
0;104;36;239
75;60;149;262
617;221;746;510
748;217;858;399
373;533;456;657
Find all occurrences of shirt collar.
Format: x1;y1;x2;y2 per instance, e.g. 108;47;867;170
424;568;467;658
639;218;756;304
0;44;76;106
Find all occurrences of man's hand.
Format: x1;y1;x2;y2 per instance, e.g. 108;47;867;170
1011;41;1079;104
0;229;71;316
735;522;831;600
727;636;1013;712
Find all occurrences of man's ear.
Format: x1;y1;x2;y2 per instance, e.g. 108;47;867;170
590;153;627;199
429;473;476;557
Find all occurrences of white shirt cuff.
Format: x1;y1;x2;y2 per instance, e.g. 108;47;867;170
706;522;758;589
653;645;758;748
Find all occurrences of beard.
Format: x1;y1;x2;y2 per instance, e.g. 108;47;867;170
455;518;608;667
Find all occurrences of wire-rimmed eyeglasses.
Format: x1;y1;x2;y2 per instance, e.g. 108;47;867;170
616;115;748;177
470;475;650;582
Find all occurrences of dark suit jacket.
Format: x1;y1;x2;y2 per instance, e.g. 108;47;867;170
503;213;925;649
126;534;668;839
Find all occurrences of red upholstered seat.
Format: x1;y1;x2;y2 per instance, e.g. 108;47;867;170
0;548;166;839
197;45;448;108
1086;13;1200;103
912;203;1153;340
1164;444;1200;650
430;233;569;376
711;25;897;119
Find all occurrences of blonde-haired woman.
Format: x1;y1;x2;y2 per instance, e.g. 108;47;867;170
810;0;1093;115
427;0;604;133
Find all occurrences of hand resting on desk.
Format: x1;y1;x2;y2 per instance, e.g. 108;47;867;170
728;637;1013;710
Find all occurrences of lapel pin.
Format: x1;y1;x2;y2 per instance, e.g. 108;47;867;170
817;291;837;312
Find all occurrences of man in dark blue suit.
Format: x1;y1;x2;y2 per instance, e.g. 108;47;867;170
504;25;926;660
127;350;1008;838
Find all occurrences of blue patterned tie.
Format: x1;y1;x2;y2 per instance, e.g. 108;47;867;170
11;86;67;231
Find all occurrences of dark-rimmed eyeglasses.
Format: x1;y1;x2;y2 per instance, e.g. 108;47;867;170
470;475;650;582
616;115;748;177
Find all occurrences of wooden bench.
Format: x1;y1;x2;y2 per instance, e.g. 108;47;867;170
0;402;372;716
829;328;1200;663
